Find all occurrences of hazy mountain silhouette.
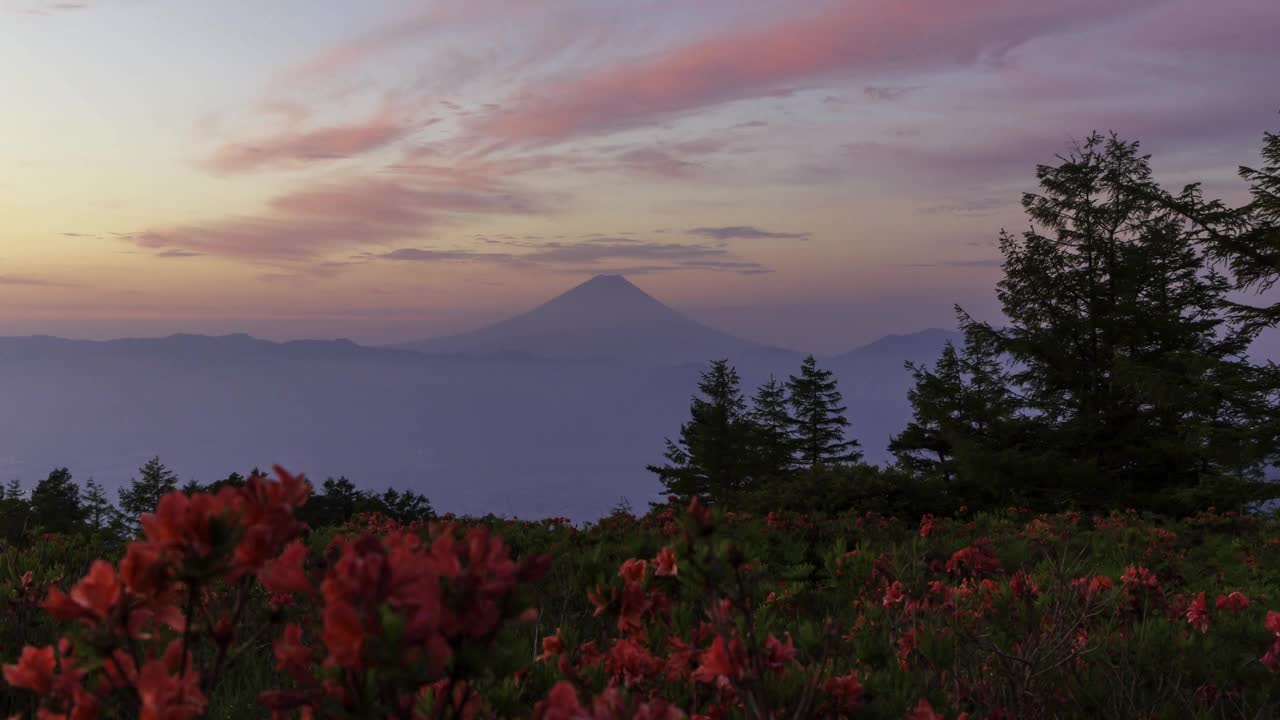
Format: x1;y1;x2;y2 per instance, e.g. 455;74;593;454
395;274;780;365
0;296;965;519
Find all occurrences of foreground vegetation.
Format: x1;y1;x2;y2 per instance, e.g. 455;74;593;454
5;472;1280;719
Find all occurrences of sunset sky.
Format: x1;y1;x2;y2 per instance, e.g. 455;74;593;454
2;0;1277;351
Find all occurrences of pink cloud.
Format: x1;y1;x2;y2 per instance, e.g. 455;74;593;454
132;175;543;261
473;0;1163;144
206;105;409;174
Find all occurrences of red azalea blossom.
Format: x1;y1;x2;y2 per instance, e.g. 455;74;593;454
883;580;907;608
257;540;312;596
763;633;797;671
2;645;56;694
906;698;943;720
655;547;678;577
618;558;648;587
691;636;742;686
537;628;565;663
1216;591;1250;614
823;671;865;712
1186;592;1210;634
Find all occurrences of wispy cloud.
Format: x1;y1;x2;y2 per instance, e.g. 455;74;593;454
205;102;411;174
470;0;1162;145
689;226;808;241
131;175;544;262
368;235;771;275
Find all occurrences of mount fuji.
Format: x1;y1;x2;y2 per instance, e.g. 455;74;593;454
395;275;783;365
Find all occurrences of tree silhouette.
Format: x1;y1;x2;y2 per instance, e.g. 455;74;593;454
746;374;796;482
786;355;861;470
118;456;179;524
81;477;121;534
30;468;85;534
959;132;1280;511
647;359;753;503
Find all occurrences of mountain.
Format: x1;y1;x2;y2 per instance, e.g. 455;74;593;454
395;274;781;365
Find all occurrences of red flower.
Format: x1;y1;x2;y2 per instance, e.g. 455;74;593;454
532;681;584;720
906;698;943;720
822;671;864;712
537;629;565;663
45;561;121;624
919;514;936;538
763;633;797;671
273;624;313;680
1010;571;1039;600
1186;592;1209;634
618;558;648;587
604;638;662;688
121;542;169;597
945;540;1003;578
691;636;742;686
322;600;365;669
1121;566;1160;593
3;645;55;694
1216;591;1250;614
883;580;907;608
135;651;208;720
654;547;678;577
1266;611;1280;638
258;540;312;596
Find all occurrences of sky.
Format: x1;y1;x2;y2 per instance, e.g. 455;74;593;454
1;0;1277;352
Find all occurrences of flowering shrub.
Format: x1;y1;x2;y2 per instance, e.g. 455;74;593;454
4;469;1280;718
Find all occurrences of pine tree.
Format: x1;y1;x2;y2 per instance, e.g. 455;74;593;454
891;342;965;481
890;324;1021;489
959;132;1279;511
30;468;86;534
118;456;179;524
647;359;753;503
746;375;796;481
786;355;861;470
0;477;29;542
81;477;120;533
1180;126;1280;333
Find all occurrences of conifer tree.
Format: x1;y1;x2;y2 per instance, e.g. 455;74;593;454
959;132;1279;510
118;456;179;523
0;478;29;542
746;374;796;481
30;468;85;534
891;325;1020;487
1179;126;1280;333
647;359;752;503
786;355;861;470
81;477;120;533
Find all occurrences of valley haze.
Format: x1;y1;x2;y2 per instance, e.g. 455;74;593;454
0;275;961;520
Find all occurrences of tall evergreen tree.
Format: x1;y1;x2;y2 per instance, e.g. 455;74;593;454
746;375;796;481
647;359;752;503
1177;125;1280;333
81;477;120;534
786;355;861;470
890;326;1021;488
959;132;1279;510
0;478;29;542
30;468;85;534
118;456;179;523
891;342;965;482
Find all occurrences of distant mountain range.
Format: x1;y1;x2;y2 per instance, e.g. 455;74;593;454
0;275;962;519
